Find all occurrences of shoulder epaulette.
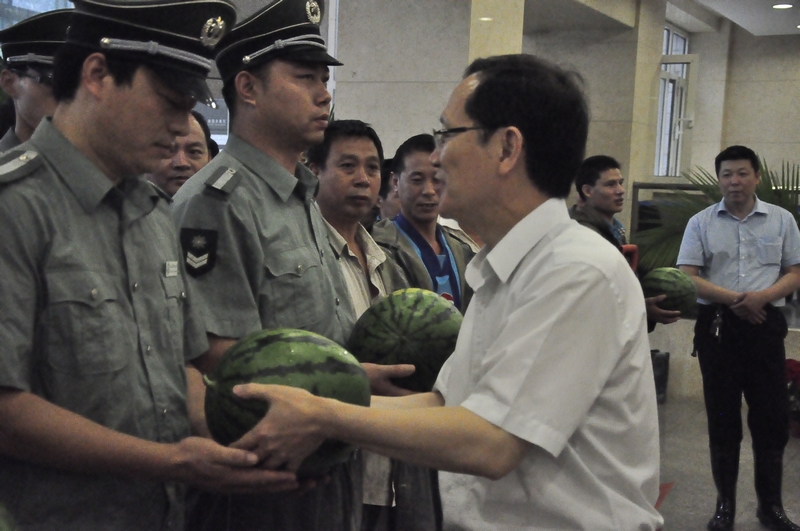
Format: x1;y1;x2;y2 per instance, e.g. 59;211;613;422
0;150;42;186
204;166;241;195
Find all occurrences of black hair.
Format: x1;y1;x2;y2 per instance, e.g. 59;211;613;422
379;157;394;199
190;109;215;155
574;155;621;200
305;119;384;169
714;145;760;176
393;134;435;174
52;43;142;102
463;54;589;198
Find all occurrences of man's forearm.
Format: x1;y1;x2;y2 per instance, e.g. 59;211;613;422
0;388;176;480
370;391;444;410
755;265;800;303
679;265;739;305
323;399;528;480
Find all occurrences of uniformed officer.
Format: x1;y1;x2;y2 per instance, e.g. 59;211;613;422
0;9;71;151
172;0;412;529
0;2;302;530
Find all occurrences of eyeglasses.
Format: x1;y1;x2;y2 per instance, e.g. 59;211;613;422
432;126;487;148
11;68;54;87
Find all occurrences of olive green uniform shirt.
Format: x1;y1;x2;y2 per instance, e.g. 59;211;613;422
172;133;359;531
0;127;21;152
0;119;209;531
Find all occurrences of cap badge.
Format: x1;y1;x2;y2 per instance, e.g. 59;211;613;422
306;0;322;24
200;17;226;48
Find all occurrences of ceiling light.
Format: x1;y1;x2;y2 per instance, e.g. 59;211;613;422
479;17;493;21
773;4;793;9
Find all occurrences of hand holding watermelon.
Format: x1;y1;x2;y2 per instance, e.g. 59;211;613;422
231;383;332;473
169;435;301;492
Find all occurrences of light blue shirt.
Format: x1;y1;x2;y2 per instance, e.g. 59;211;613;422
677;197;800;306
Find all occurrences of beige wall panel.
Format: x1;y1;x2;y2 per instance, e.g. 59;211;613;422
334;81;458;155
332;0;470;152
722;25;800;164
525;31;638;123
469;0;525;62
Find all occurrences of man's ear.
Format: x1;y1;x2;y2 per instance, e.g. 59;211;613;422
497;126;524;177
0;69;19;99
391;172;399;190
308;162;321;176
581;183;594;200
235;70;261;107
81;53;112;99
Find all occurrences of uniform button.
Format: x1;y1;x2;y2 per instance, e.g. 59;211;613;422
320;250;324;258
162;409;168;415
335;298;340;306
132;282;139;291
297;264;302;272
90;288;98;299
146;345;152;355
180;291;186;299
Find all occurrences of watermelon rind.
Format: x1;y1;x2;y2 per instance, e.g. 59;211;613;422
347;288;462;392
204;328;371;478
640;267;698;317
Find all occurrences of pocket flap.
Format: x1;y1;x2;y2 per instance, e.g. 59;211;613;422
46;271;119;307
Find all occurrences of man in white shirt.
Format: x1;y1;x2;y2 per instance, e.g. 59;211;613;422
231;54;663;531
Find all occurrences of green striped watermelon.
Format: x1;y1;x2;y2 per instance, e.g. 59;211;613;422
203;328;371;478
640;267;698;316
347;288;463;392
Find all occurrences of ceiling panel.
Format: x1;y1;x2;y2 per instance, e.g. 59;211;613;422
694;0;800;36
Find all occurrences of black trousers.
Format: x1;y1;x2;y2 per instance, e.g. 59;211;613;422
694;304;790;452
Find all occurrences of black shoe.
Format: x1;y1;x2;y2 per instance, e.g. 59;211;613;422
707;446;740;531
707;498;735;531
756;504;800;531
754;449;800;531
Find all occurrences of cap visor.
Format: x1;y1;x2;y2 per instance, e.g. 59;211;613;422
149;63;216;107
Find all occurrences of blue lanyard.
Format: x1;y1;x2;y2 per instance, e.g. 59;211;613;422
394;214;461;309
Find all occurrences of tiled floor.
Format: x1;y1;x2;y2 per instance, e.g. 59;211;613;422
658;397;800;530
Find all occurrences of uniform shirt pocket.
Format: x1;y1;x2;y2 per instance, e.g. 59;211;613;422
262;247;326;330
44;270;130;375
757;237;782;265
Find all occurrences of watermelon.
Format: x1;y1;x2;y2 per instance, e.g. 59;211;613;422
203;328;371;478
640;267;698;316
347;288;463;392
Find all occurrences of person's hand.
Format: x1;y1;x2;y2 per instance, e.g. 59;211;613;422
644;295;681;324
361;362;416;397
730;291;768;324
169;436;300;493
229;384;328;472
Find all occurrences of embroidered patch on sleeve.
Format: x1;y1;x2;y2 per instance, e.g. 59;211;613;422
180;228;218;277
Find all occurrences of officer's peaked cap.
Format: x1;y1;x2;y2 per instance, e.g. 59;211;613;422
0;10;72;69
215;0;340;82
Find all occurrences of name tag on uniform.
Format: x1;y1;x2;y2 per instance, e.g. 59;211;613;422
165;261;179;277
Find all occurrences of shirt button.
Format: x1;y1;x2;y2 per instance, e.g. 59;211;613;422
162;409;168;415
